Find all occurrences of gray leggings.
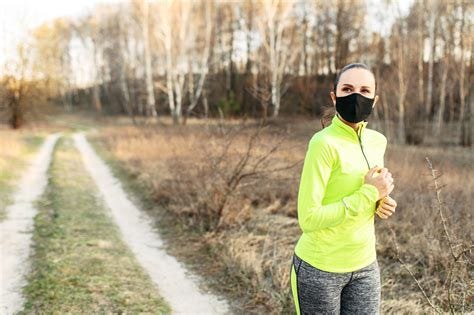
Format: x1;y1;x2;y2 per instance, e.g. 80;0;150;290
290;253;381;315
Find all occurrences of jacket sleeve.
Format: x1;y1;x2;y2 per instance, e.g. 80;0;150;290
297;138;379;233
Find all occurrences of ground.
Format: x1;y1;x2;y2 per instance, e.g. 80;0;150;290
0;114;471;314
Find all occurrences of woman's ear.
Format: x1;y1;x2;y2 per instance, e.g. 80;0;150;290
372;94;379;107
330;91;336;106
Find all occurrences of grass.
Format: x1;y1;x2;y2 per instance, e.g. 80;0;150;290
0;112;117;221
88;132;275;315
0;131;45;221
19;136;171;314
88;116;473;314
87;121;306;314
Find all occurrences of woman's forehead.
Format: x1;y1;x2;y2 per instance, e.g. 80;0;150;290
338;68;375;89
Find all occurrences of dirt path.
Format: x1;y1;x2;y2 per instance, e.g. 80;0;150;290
73;133;231;315
0;134;60;315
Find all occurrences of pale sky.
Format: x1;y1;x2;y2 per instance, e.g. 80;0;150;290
0;0;118;67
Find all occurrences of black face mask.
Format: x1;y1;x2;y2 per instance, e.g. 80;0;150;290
335;93;375;123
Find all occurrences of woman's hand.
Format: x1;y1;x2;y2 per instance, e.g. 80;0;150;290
364;166;394;200
375;195;397;219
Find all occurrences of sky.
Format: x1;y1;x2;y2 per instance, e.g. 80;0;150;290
0;0;119;67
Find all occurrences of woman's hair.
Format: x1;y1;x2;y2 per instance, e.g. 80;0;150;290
320;62;376;129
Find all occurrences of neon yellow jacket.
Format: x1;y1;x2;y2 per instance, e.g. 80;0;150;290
294;113;387;272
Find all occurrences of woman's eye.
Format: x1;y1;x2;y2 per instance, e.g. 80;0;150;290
342;87;351;92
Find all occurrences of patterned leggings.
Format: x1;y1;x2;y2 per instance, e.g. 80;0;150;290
290;253;381;314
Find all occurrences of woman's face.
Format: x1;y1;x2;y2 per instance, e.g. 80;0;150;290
330;68;378;107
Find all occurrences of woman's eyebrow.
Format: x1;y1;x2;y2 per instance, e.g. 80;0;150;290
341;83;372;90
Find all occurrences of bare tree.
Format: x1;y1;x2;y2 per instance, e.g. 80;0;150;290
139;0;157;117
457;0;471;146
434;1;455;139
31;18;73;112
153;0;192;124
390;7;410;144
425;0;440;118
246;76;271;123
256;0;298;118
184;1;213;123
3;43;34;128
74;13;104;115
417;0;425;110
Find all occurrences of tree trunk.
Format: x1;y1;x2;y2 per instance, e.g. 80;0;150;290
417;0;424;108
434;57;448;139
425;3;437;117
142;0;157;117
460;39;472;146
396;21;407;144
457;3;467;144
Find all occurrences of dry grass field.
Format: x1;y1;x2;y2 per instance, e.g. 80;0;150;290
89;116;473;314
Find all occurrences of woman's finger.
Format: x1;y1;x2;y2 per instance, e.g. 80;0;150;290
377;202;394;213
377;207;393;216
383;198;396;207
375;210;388;219
391;198;397;207
381;204;396;212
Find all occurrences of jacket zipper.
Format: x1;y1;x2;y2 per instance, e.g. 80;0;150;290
357;127;380;209
356;129;371;170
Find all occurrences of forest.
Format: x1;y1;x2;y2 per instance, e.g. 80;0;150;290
0;0;472;146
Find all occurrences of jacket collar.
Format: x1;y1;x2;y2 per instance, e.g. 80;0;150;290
330;113;368;142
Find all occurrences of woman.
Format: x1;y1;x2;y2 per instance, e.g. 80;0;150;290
290;63;398;314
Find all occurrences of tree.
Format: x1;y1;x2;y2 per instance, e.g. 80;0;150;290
3;43;42;129
73;14;103;115
425;0;440;119
256;0;298;118
136;0;157;117
184;0;213;123
31;18;73;112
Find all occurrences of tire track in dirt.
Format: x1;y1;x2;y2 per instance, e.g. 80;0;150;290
73;133;231;315
0;134;60;315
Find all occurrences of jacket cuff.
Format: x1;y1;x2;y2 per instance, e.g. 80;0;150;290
360;183;380;203
341;183;380;217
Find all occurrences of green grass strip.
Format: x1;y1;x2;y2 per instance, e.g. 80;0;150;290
19;137;171;314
